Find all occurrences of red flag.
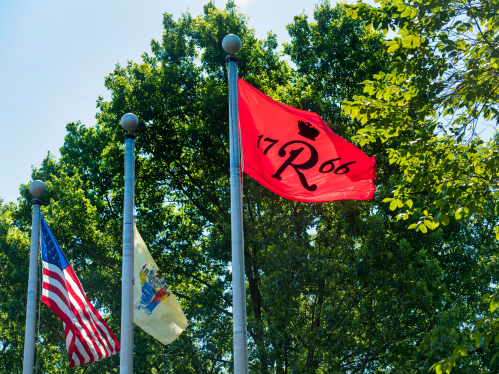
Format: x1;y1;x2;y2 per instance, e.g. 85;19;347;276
238;78;376;202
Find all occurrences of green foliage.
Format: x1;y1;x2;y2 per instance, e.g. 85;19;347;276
283;1;389;134
343;0;499;371
430;293;499;374
0;202;32;371
1;1;498;373
343;0;499;233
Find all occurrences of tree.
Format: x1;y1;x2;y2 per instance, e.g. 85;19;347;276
0;201;32;371
343;0;499;372
343;0;499;233
2;1;499;373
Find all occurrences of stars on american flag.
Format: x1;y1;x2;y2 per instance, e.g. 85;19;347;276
42;227;61;266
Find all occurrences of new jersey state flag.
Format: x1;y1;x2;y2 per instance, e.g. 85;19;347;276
238;78;376;202
133;224;187;344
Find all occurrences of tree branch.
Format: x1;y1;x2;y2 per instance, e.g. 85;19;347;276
80;244;116;269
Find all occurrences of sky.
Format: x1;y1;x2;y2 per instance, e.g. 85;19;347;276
1;0;345;204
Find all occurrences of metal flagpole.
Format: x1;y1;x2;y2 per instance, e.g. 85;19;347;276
23;180;46;374
120;113;138;374
223;34;249;374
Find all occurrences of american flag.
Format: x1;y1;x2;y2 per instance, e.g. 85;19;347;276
40;215;120;367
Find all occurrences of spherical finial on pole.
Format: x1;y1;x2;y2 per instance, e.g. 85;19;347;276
29;180;46;198
222;34;241;54
121;113;139;132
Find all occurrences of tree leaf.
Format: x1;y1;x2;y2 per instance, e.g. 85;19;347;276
390;199;398;211
387;44;400;53
419;223;428;233
491;295;498;313
424;220;434;230
440;214;450;226
402;35;414;47
491;352;499;364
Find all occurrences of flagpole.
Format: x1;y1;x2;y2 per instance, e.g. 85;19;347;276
120;113;138;374
23;180;46;374
223;34;249;374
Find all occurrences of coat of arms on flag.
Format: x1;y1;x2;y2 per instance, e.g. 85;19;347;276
136;264;171;316
133;224;188;345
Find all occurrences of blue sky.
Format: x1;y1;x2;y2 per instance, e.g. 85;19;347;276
0;0;336;204
3;1;493;206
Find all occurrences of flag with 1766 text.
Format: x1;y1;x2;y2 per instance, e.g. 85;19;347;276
238;78;376;202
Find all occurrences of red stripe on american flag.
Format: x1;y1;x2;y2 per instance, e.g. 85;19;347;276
64;323;77;367
42;278;70;308
65;267;119;354
42;268;67;296
41;294;74;330
65;271;108;357
66;284;105;361
42;260;119;367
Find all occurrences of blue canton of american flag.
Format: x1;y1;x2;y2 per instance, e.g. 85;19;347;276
40;215;119;367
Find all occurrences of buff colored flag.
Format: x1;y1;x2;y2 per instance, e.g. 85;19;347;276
133;224;188;344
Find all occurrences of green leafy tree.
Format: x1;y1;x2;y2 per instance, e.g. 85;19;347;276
343;0;499;233
343;0;499;372
0;201;32;371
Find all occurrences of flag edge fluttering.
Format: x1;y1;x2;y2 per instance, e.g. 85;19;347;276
238;78;377;202
132;223;188;345
40;215;120;367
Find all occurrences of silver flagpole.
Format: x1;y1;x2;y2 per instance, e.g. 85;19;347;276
23;180;46;374
120;113;138;374
223;34;249;374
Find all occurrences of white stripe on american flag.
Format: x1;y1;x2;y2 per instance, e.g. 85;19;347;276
43;261;64;280
42;263;69;301
63;323;71;350
72;351;81;367
69;273;118;355
42;274;69;305
65;272;111;357
67;293;102;361
41;286;73;321
63;323;77;367
42;259;119;367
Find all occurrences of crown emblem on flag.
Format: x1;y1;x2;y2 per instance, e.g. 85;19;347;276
297;120;320;141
